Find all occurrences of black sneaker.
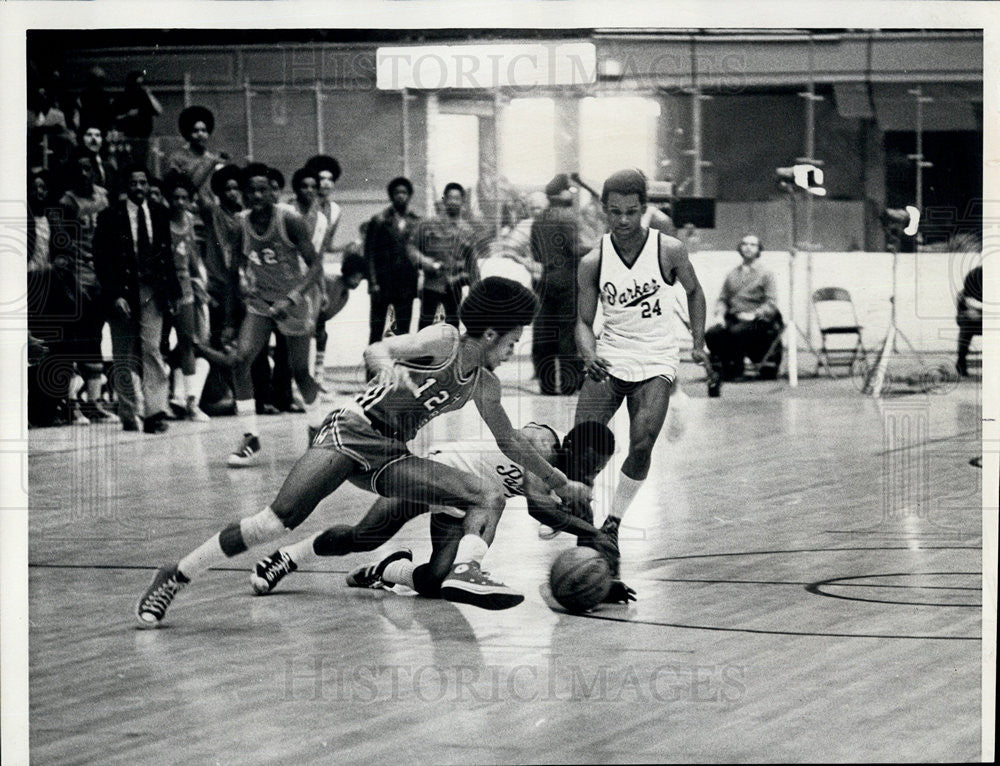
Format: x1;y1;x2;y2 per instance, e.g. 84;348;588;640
707;369;722;398
136;565;187;628
227;433;261;467
439;561;524;610
346;549;413;589
250;550;297;595
600;516;621;578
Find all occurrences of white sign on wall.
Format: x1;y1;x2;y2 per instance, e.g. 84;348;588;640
376;42;597;90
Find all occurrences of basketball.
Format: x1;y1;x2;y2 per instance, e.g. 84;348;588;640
549;547;612;613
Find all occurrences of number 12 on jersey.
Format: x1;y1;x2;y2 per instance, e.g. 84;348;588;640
412;376;450;411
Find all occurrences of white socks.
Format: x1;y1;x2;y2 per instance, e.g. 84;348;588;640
282;533;321;566
235;398;259;436
382;559;416;588
184;358;210;402
454;534;489;566
610;471;644;520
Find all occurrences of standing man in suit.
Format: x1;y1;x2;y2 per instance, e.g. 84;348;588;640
94;164;180;433
364;176;420;345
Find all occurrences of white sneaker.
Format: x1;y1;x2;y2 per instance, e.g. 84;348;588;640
186;397;210;422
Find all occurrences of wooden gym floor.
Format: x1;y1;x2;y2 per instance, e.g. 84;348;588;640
26;355;985;764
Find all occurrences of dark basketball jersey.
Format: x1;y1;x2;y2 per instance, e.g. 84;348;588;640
240;206;306;305
354;325;482;442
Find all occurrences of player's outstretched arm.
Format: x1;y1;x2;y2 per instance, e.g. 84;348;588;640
473;375;592;513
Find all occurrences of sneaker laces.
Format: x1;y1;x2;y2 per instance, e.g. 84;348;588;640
260;553;294;584
141;577;183;616
233;435;257;458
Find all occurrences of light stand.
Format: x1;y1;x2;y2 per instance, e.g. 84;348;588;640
777;166;826;386
862;209;925;397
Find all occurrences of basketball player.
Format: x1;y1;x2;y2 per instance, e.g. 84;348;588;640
250;420;636;609
135;278;593;626
574;169;709;576
219;163;326;467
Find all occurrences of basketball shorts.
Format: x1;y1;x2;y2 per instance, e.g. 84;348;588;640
246;282;322;337
594;343;679;383
310;405;414;495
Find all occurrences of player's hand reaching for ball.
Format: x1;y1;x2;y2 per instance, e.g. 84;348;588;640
603;580;637;604
554;479;592;516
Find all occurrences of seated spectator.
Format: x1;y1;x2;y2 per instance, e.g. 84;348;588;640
705;234;783;383
956;264;983;377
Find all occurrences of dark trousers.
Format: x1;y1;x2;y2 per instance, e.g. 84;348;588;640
956;313;982;373
201;298;272;412
417;285;462;330
368;291;416;343
706;313;784;380
531;326;584;395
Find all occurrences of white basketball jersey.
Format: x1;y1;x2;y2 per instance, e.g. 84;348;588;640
426;426;561;517
595;229;680;382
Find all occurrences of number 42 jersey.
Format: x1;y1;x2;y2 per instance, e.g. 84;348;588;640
595;229;680;382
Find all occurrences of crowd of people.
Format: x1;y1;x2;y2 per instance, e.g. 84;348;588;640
25;86;626;446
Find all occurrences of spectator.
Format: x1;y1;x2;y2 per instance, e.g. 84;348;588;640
313;249;368;393
530;173;593;395
168;105;224;238
290;166;329;252
266;166;287;203
27;78;75;172
49;151;113;424
112;69;162;169
93;163;180;433
146;176;167;212
26;168;62;427
705;234;783;384
303;154;342;254
408;182;476;330
75;66;114;137
956;264;983;377
77;122;117;198
363;176;420;344
162;171;211;421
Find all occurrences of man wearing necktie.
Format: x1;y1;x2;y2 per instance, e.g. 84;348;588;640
95;164;180;432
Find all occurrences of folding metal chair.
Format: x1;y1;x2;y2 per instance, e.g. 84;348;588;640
811;287;866;377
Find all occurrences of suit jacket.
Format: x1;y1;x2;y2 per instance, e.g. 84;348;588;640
94;199;179;316
364;206;420;299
